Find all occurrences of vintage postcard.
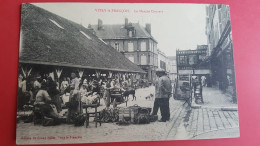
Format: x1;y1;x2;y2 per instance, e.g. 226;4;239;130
16;3;239;144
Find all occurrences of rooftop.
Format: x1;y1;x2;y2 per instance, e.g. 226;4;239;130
19;3;145;73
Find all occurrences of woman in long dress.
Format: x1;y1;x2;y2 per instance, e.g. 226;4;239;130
66;73;81;123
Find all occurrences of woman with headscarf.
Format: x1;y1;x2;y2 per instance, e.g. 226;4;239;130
34;82;60;122
46;76;62;113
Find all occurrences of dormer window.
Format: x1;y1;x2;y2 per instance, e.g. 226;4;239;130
49;19;64;29
129;30;133;37
128;28;135;37
115;42;120;51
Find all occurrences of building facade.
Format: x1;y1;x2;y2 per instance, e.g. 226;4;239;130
157;49;167;71
205;4;236;101
158;50;177;81
90;19;158;82
176;46;210;76
167;56;177;81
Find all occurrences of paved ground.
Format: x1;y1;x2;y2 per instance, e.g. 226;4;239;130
16;86;240;144
169;87;240;140
197;87;238;109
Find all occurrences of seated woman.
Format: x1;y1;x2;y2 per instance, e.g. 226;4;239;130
81;80;100;105
34;82;60;121
46;76;62;113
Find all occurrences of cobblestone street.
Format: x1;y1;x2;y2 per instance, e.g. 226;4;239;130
166;87;239;140
16;86;239;144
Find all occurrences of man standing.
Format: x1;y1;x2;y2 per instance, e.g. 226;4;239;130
71;73;80;90
152;69;172;122
201;75;206;87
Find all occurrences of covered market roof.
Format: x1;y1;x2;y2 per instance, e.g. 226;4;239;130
19;3;145;73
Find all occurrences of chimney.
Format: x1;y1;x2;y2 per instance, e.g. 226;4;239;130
125;18;128;27
98;19;103;30
87;24;96;35
145;23;151;34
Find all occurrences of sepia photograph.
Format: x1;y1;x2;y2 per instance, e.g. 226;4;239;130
16;3;239;144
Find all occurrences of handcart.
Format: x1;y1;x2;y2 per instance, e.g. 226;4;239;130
110;88;128;107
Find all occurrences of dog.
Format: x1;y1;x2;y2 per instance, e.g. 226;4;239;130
145;94;154;100
123;89;136;101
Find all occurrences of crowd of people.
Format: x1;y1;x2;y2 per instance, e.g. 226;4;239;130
17;67;177;125
17;71;146;124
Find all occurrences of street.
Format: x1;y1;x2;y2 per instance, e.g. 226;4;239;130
16;86;239;144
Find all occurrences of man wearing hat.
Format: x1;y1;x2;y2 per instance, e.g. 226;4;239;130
152;68;172;122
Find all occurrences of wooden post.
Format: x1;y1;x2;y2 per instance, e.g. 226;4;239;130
21;66;32;78
55;68;63;89
95;70;101;79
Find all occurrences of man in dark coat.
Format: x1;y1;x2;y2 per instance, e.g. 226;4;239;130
152;69;172;122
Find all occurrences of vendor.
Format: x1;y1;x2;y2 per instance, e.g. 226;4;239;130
34;82;60;121
46;76;62;113
67;72;81;123
81;80;100;105
103;78;112;108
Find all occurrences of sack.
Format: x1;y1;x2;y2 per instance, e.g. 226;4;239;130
42;116;55;126
100;108;118;123
74;114;86;126
118;108;131;125
33;108;43;125
65;100;79;109
23;114;33;123
50;104;58;115
149;115;158;122
128;104;141;123
136;108;151;124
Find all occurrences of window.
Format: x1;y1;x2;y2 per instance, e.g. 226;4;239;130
141;42;146;51
155;57;158;66
115;43;119;51
128;42;134;52
160;61;166;70
49;19;64;29
149;41;152;51
80;31;91;40
141;55;147;65
179;56;187;65
150;55;153;65
128;56;134;63
189;55;197;65
154;44;157;53
129;30;133;37
148;54;151;64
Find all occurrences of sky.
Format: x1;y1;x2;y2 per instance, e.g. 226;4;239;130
33;3;207;56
